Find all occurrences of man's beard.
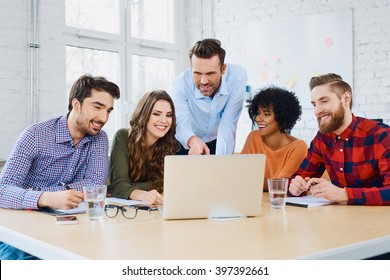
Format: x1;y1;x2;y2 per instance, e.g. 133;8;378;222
318;103;345;134
76;117;103;136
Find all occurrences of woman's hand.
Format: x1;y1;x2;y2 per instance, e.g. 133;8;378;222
131;189;163;205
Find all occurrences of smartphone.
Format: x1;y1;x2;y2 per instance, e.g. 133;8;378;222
56;215;78;225
131;204;158;211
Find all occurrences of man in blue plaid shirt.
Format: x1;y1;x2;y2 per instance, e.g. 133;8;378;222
0;74;120;259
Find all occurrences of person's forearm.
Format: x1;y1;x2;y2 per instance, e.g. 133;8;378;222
130;189;146;200
108;180;151;199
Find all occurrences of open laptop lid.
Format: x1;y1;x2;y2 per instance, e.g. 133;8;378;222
161;154;265;220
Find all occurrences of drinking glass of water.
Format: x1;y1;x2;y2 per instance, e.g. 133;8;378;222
267;178;288;209
83;185;107;220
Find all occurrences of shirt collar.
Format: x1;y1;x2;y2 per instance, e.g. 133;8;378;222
330;114;357;142
194;74;228;99
55;115;72;144
55;114;95;145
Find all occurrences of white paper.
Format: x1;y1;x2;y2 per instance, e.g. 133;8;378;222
41;202;86;215
286;195;333;208
58;202;86;214
105;197;144;206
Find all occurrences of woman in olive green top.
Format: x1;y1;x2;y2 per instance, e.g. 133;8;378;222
108;90;178;205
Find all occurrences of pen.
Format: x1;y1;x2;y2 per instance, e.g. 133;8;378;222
286;201;309;208
307;182;317;192
59;181;71;190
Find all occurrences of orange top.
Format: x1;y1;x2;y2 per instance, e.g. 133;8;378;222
241;130;308;190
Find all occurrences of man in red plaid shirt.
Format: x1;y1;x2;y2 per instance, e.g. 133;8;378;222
289;73;390;205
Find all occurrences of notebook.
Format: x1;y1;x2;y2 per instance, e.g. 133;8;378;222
286;195;334;208
39;202;86;215
159;154;265;220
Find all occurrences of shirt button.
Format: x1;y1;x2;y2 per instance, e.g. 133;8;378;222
340;168;343;171
346;138;349;141
340;149;343;152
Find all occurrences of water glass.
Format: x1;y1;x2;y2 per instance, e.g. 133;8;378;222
83;185;107;220
267;178;288;209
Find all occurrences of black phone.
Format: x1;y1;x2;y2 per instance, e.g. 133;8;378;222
131;204;158;211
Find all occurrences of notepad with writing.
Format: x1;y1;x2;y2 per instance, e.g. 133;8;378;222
286;195;334;208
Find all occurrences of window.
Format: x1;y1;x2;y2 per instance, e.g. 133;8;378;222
131;55;174;101
64;0;182;144
66;0;120;34
130;0;174;42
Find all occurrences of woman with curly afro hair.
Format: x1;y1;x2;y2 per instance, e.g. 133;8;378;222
241;86;307;191
108;90;179;205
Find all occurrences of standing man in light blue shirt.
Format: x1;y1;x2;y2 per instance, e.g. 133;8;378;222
171;39;247;155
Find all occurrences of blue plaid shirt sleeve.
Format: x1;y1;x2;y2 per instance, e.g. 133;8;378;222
0;127;43;209
0;115;110;209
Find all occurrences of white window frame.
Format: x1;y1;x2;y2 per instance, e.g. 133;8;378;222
64;0;185;137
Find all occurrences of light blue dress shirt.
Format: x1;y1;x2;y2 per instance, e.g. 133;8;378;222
171;64;247;155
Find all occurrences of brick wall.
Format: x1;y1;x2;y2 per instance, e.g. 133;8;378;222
0;0;65;160
213;0;390;145
0;1;29;160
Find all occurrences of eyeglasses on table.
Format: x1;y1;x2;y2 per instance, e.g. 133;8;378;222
104;204;157;219
104;204;139;219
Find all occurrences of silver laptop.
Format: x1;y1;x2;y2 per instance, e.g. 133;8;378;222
159;154;265;220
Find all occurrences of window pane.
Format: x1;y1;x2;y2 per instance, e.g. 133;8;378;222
65;0;120;34
131;55;174;102
66;46;120;139
130;0;174;42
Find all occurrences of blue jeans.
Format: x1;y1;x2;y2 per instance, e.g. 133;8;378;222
0;242;39;260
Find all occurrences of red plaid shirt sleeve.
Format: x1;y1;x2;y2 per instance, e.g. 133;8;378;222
294;115;390;205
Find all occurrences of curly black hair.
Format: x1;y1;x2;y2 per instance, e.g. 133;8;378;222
248;86;302;134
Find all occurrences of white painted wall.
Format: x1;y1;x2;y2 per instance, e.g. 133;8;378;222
212;0;390;145
0;0;30;161
0;0;66;161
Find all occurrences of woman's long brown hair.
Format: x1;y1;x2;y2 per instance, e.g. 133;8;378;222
127;90;178;193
